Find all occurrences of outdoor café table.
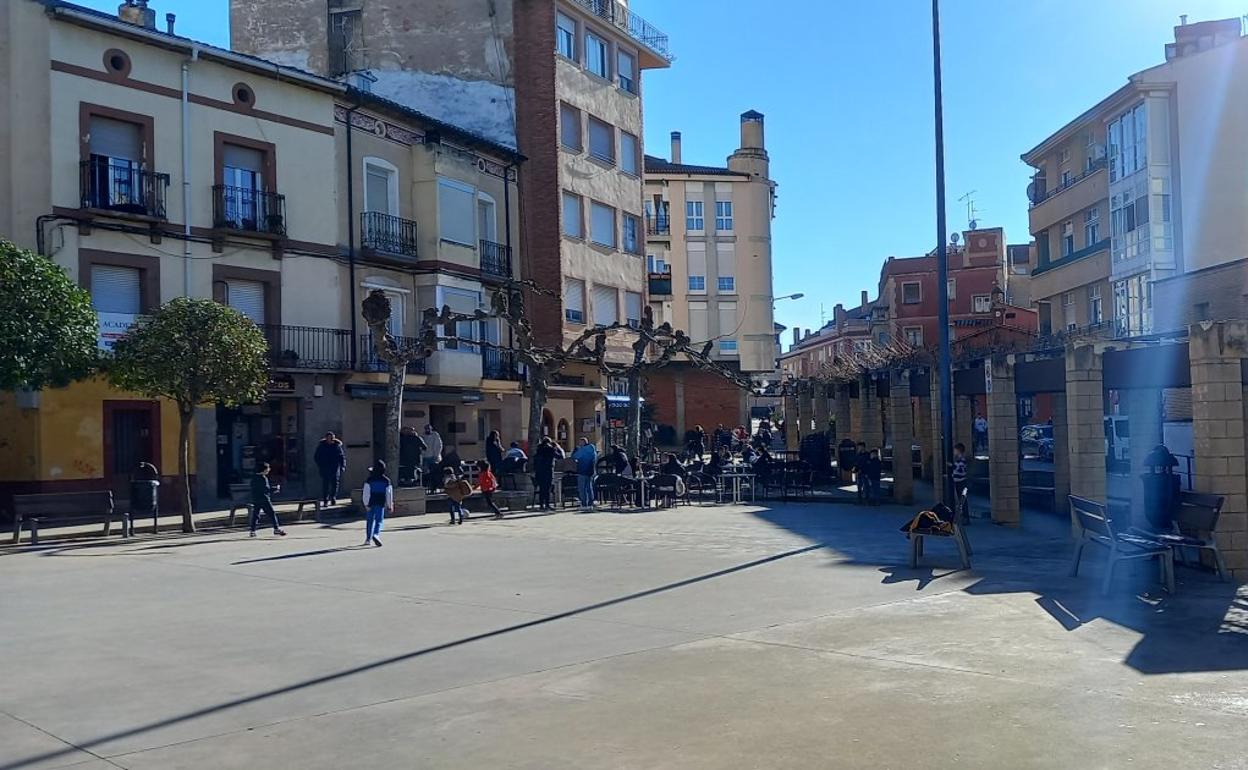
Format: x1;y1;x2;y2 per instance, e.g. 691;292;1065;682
720;469;755;504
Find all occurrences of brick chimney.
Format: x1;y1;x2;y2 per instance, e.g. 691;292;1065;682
670;131;682;164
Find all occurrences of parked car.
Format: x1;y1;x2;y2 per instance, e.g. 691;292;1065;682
1020;424;1054;461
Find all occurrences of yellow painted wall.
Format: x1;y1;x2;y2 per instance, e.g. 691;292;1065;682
0;392;42;482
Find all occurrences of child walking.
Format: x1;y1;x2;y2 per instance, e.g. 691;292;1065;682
476;459;503;519
249;463;287;538
362;460;393;547
444;467;468;525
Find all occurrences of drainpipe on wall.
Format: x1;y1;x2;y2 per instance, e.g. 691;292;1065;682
503;161;514;345
180;44;199;298
345;101;362;368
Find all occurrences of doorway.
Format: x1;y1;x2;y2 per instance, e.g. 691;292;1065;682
103;400;160;498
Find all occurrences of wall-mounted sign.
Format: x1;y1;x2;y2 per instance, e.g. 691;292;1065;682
97;312;136;352
268;374;296;394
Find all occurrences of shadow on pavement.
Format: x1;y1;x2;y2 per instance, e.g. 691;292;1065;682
1;542;825;770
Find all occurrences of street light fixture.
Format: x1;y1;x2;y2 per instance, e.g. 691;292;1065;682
775;293;804;303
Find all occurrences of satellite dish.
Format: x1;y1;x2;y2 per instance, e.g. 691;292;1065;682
969;219;978;230
1026;181;1037;203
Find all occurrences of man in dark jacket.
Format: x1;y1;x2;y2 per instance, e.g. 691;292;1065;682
249;462;287;537
313;432;347;506
399;427;428;486
532;437;565;511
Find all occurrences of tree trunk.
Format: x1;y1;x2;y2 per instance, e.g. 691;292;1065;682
385;358;406;471
177;408;195;533
626;370;641;457
527;362;548;450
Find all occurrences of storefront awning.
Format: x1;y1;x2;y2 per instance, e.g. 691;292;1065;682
346;384;483;403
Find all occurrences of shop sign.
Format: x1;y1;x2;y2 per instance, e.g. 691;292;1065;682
97;312;136;352
268;374;296;394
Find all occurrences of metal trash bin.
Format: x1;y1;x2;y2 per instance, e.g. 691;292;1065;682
130;479;159;534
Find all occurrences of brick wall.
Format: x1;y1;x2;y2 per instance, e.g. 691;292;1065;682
1153;258;1248;334
513;0;563;346
648;366;747;441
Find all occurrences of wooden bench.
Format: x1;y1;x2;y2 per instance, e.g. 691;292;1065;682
1135;491;1228;582
1069;495;1174;594
11;491;124;545
905;503;971;570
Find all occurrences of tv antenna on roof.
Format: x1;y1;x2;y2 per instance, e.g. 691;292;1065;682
958;190;979;230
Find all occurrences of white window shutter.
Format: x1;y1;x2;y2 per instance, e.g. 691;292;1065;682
91;265;141;314
592;285;617;326
226;280;266;325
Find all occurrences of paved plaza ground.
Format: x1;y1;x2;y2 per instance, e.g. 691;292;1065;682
3;496;1248;769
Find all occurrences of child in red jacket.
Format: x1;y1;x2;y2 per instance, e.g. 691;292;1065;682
476;460;503;519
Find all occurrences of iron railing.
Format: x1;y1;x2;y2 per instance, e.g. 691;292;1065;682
361;211;419;258
569;0;673;61
212;185;286;235
648;272;673;295
1029;157;1107;208
263;325;352;370
80;158;169;219
479;239;512;280
646;214;670;235
358;334;427;374
483;348;523;381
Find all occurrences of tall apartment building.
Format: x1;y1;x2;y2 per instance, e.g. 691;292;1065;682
0;0;523;508
642;114;778;434
1023;16;1248;337
231;0;673;450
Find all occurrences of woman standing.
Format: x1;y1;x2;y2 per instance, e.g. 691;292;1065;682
485;430;504;477
533;437;565;511
361;460;393;547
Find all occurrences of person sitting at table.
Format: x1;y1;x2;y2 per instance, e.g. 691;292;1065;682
608;444;631;476
502;441;528;473
707;447;729;477
754;446;774;486
660;453;687;480
741;443;758;465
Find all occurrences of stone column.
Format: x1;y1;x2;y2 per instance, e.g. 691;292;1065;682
798;386;814;442
784;390;800;451
913;374;933;481
929;374;947;504
889;372;915;505
987;356;1021;525
1125;388;1163;514
1051;393;1071;509
848;387;864;440
1065;343;1107;502
955;393;974;457
859;376;885;451
813;384;830;437
1190;322;1248;581
833;385;852;445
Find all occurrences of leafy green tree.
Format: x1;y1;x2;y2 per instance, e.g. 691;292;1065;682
0;240;97;390
108;298;269;531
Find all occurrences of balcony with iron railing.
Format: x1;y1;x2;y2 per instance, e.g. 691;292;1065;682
646;214;670;236
358;334;428;374
264;325;352;370
361;211;419;260
569;0;673;63
479;239;512;281
80;158;169;220
483;348;523;381
212;185;286;237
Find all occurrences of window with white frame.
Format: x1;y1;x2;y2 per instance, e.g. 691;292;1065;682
719;340;738;353
1061;170;1073;187
716;242;735;293
559;102;582;151
1063;290;1077;329
592;284;618;327
688;301;708;341
1059;147;1070;164
617;49;636;93
972;294;991;313
686;200;704;231
587;117;614;164
647;254;668;274
904;326;923;346
622;213;641;254
902;281;921;304
620;131;639;175
363;157;398;215
585;30;608;78
715;200;733;231
437;177;476;245
947;278;956;299
1088;284;1103;324
1111;178;1151;263
564;278;585;324
717;276;735;293
625;291;642;328
555;12;576;59
590;201;616;248
718;301;737;342
562;191;583;238
1084;206;1100;245
438;286;482;352
688;244;706;293
1108;102;1146;183
477;192;497;243
1062;220;1074;256
92;264;142;315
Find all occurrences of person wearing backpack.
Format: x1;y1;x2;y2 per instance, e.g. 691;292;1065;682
361;460;393;547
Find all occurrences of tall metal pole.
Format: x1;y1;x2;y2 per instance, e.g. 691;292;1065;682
932;0;954;508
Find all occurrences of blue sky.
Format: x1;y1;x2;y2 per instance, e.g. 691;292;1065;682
77;0;1245;334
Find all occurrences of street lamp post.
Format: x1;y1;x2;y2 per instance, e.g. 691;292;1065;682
932;0;954;509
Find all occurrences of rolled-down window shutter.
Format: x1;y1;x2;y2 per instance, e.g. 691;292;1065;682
592;285;617;326
88;116;142;161
223;144;264;172
91;264;141;314
564;279;585;316
227;280;266;325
